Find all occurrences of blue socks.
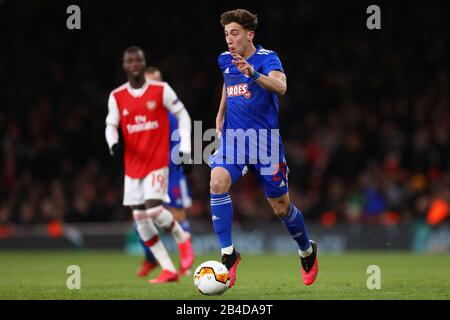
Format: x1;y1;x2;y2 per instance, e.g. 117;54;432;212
210;194;309;253
280;204;311;251
210;193;233;248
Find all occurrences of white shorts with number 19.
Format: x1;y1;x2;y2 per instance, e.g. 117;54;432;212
123;167;170;206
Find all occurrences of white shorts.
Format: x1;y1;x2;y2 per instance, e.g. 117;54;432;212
123;167;170;206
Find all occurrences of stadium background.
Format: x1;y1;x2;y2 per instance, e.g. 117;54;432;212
0;0;449;254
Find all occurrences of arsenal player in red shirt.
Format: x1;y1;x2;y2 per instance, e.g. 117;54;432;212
105;46;194;284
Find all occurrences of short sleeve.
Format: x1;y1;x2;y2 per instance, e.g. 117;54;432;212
262;52;284;75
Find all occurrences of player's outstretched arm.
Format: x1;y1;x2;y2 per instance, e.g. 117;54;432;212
231;53;287;95
216;84;227;139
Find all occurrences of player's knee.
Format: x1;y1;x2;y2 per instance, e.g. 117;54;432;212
271;201;290;218
210;178;229;194
210;167;231;194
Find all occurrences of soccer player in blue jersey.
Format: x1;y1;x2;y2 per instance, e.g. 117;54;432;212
135;67;195;277
209;9;318;288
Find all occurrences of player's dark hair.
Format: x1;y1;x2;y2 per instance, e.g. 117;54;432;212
124;46;144;55
220;9;258;31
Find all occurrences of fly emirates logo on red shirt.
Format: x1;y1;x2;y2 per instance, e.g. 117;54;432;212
227;83;251;99
126;115;159;134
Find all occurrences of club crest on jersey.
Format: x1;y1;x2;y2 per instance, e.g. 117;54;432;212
147;100;156;111
227;83;251;99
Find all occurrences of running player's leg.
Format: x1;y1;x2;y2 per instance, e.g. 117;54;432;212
124;175;167;279
133;205;178;283
144;167;194;277
137;229;157;262
258;161;318;285
165;167;193;235
209;157;245;288
134;211;159;277
126;169;178;283
164;169;194;275
167;206;190;232
165;206;194;275
149;203;189;244
146;199;194;275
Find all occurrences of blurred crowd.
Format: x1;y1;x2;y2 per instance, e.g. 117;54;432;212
0;1;449;230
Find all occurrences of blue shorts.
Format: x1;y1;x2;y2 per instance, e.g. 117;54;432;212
209;139;289;199
164;164;192;209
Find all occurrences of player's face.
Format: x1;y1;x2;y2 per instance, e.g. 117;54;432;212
145;70;162;81
224;22;254;56
123;50;146;80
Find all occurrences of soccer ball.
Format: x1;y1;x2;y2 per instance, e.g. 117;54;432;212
193;260;230;295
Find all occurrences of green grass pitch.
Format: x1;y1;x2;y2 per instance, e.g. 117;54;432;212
0;250;449;300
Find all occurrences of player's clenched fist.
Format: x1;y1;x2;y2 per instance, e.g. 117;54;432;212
231;53;255;78
111;142;124;158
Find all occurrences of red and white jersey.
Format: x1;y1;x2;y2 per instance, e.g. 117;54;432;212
106;79;184;178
